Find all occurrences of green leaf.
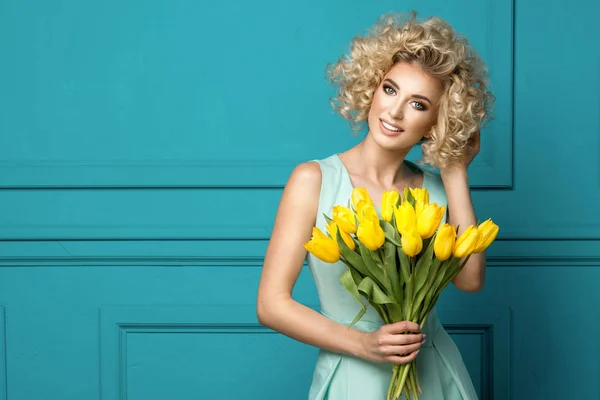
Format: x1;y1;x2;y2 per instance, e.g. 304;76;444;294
348;264;363;284
405;188;415;207
419;258;456;320
357;241;392;294
384;303;404;322
323;213;333;225
403;274;414;319
420;258;463;320
383;240;402;304
380;220;401;246
440;255;471;290
340;269;366;309
417;236;434;262
348;307;367;329
357;276;395;305
342;268;369;329
398;247;412;284
411;257;438;320
430;259;454;294
412;237;436;297
335;230;370;277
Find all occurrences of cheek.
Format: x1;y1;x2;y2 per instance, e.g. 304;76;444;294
369;93;384;114
409;113;437;132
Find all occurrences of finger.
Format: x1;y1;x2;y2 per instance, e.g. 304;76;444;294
380;341;424;356
379;333;424;346
385;350;420;365
386;321;421;334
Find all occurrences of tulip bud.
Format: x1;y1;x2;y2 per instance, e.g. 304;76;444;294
414;199;426;219
304;227;341;263
356;214;385;250
381;190;400;222
359;204;379;222
434;223;456;260
394;201;416;234
351;188;373;215
413;187;430;204
453;225;481;258
401;227;423;257
326;221;356;251
404;187;429;204
416;203;447;239
472;219;499;253
332;205;357;234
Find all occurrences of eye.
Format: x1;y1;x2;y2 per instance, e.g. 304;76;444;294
383;84;396;95
411;101;426;111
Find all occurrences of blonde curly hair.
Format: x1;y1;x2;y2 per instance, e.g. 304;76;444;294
327;11;495;169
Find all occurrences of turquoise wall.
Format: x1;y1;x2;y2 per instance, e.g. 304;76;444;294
0;0;598;399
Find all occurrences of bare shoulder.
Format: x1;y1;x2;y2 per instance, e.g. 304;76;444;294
277;161;323;225
288;161;322;186
286;161;322;195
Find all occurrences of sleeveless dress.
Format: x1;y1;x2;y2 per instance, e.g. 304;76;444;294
305;154;479;400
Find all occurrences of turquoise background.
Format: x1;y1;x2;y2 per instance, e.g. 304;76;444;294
0;0;598;399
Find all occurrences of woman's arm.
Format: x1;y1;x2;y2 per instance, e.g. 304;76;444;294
440;130;486;293
441;167;486;293
256;162;425;364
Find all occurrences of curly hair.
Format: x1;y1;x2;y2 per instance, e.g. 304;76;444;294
327;11;495;169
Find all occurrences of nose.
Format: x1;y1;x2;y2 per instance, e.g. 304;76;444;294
388;100;404;120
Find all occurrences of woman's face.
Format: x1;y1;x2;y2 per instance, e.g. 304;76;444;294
367;61;444;151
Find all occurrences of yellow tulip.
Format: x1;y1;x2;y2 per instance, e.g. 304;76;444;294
472;219;499;253
351;188;374;215
416;203;447;239
434;223;456;260
381;190;400;222
404;187;429;204
359;203;379;221
401;227;423;257
304;227;340;263
326;221;356;251
394;201;416;233
453;225;481;258
356;213;385;250
414;199;426;219
332;205;357;234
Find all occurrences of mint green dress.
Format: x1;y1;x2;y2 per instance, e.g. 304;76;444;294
306;154;479;400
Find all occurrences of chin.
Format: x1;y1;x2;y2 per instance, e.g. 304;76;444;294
369;129;413;152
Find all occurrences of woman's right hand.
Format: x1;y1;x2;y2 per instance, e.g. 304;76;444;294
359;321;426;365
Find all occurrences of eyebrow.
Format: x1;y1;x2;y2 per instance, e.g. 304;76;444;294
384;78;432;104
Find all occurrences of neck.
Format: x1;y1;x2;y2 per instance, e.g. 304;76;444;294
353;135;411;188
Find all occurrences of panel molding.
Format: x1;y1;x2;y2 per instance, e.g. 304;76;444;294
0;307;6;400
100;305;510;400
1;239;599;267
99;306;277;400
438;306;511;400
0;0;514;190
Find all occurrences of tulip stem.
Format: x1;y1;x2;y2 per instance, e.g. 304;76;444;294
410;257;416;319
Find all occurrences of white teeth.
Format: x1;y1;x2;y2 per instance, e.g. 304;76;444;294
382;120;401;132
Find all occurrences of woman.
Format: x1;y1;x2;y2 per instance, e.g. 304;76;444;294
256;11;494;399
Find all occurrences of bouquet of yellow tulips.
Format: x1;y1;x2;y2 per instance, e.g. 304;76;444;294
304;186;499;400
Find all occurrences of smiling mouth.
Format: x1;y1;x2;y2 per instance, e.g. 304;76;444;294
380;119;404;133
